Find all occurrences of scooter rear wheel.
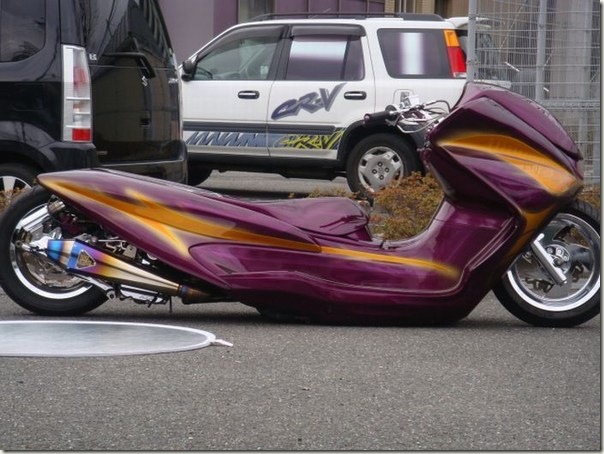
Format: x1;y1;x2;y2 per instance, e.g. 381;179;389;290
0;186;106;315
494;200;600;327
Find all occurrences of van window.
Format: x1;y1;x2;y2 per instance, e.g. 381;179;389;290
0;0;45;62
285;35;364;81
378;29;450;78
81;0;172;66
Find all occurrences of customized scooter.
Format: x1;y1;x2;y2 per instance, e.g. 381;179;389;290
0;83;599;326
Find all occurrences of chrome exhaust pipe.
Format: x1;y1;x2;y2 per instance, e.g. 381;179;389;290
45;239;212;302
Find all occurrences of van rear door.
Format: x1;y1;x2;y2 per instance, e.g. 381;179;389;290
80;0;183;172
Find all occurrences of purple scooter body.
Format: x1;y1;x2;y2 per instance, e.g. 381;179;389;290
36;83;583;324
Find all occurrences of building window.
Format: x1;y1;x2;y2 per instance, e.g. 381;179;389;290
239;0;273;22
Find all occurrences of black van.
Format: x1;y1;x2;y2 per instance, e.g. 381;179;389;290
0;0;187;197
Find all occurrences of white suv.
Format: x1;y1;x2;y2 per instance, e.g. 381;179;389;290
180;13;466;195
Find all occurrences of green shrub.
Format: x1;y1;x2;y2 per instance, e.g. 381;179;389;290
0;191;12;212
370;172;443;239
370;175;600;240
0;188;26;212
581;185;601;210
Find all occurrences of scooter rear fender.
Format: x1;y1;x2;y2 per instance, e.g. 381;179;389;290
37;169;325;288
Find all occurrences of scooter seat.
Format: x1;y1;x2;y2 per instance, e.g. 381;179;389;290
251;197;370;236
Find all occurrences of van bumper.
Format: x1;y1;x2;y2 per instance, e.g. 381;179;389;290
43;142;99;171
100;141;188;184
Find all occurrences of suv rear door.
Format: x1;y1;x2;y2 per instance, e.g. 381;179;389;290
267;24;374;160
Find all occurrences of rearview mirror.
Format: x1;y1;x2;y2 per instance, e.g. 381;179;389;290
181;59;196;80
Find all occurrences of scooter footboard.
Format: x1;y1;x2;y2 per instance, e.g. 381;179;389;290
228;271;480;324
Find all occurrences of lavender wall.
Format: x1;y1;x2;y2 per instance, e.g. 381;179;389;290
159;0;386;62
274;0;385;14
158;0;215;61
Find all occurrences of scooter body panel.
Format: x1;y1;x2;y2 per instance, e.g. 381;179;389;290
35;83;584;323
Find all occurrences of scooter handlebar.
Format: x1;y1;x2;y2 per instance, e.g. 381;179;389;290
364;100;450;129
363;109;398;126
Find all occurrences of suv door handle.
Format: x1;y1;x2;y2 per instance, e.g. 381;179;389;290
238;90;260;99
344;91;367;100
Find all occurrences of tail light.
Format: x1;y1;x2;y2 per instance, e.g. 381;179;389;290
62;45;92;142
444;30;467;79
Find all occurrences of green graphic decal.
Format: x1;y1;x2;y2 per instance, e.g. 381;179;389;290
276;130;344;150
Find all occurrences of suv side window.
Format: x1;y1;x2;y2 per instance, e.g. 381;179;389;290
194;26;282;81
378;29;450;78
0;0;45;62
285;34;364;81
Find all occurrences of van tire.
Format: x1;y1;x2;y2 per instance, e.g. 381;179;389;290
188;165;213;186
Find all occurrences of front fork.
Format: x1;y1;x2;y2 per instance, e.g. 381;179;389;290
530;233;568;285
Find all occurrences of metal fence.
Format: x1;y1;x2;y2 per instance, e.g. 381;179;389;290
466;0;601;185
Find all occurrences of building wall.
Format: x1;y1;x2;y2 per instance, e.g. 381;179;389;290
159;0;392;61
396;0;468;16
159;0;469;61
436;0;468;17
158;0;215;61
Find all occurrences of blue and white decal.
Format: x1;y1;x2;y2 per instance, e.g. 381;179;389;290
271;83;346;120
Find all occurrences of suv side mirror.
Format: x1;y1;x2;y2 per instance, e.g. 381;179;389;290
181;59;196;81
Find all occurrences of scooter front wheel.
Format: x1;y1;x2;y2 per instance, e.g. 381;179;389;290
494;200;600;327
0;186;107;315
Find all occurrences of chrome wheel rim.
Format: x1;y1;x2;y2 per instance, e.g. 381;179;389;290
506;213;600;312
10;204;92;299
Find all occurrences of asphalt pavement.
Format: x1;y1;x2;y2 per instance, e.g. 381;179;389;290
0;288;600;451
200;171;352;199
0;172;601;450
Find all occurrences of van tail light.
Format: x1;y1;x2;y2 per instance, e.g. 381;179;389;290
62;45;92;142
444;30;467;79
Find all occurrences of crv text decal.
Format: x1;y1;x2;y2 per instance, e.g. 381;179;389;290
271;83;345;120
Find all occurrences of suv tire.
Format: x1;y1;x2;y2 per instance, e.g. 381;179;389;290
346;133;421;196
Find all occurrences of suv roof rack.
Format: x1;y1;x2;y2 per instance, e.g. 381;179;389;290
249;12;444;22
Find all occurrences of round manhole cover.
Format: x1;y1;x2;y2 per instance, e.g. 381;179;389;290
0;321;232;357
